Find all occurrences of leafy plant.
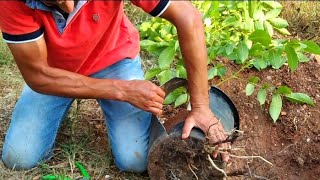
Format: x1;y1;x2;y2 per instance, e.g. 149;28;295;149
245;77;315;122
139;1;319;118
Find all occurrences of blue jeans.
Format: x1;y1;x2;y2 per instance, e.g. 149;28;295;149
1;56;151;172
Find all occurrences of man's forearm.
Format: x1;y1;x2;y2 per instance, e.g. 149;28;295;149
24;66;126;101
177;13;209;107
162;2;209;107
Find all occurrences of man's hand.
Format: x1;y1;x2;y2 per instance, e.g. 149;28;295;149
182;106;230;162
121;80;166;116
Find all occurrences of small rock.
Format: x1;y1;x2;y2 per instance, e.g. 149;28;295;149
249;103;254;108
303;104;307;109
254;115;259;120
105;175;111;179
281;111;287;116
315;54;320;64
296;157;304;167
276;82;282;86
306;138;311;142
166;106;173;112
222;57;229;64
266;76;272;80
32;175;41;180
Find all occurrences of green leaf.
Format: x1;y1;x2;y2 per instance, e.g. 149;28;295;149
302;41;320;55
248;0;253;18
159;25;171;39
217;66;227;77
297;52;310;62
253;7;264;20
174;41;180;51
144;67;162;80
265;8;282;19
176;65;187;79
262;83;271;89
254;19;264;30
225;44;235;55
268;50;285;69
285;45;299;71
263;1;283;9
264;20;274;36
208;67;218;80
248;76;260;84
236;41;249;63
174;94;188;107
285;93;315;106
277;86;292;95
249;30;272;46
269;94;282;122
140;40;157;49
257;88;267;105
268;18;289;28
164;88;185;105
253;58;267;70
139;22;152;31
158;70;173;85
158;46;176;69
245;83;255;96
250;44;264;57
222;16;238;26
275;28;291;35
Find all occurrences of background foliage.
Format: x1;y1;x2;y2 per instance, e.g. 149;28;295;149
139;1;320;122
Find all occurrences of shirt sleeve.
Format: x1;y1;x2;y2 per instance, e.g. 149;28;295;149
130;0;171;17
0;1;43;44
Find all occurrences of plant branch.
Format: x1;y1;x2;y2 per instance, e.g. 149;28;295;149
216;62;251;86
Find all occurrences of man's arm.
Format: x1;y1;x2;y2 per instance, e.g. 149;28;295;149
160;1;230;161
7;36;165;115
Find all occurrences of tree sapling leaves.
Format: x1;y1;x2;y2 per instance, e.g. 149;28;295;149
269;94;282;122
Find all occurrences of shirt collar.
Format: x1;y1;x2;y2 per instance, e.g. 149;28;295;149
25;0;53;11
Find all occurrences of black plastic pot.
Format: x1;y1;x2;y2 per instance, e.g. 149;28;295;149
147;86;240;179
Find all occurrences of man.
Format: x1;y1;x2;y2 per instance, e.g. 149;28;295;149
0;0;229;173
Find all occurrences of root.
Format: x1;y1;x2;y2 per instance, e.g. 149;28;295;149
226;153;273;166
188;164;199;180
207;155;227;178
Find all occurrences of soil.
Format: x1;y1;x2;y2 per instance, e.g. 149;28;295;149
148;135;226;180
149;57;320;180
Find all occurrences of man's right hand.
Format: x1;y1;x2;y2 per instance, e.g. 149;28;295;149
121;80;166;116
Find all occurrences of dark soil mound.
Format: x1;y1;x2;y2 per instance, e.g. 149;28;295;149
148;135;225;180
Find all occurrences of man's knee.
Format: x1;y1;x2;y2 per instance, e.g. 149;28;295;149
2;146;40;170
114;151;148;173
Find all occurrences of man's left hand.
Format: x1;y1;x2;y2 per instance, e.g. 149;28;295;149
181;106;230;162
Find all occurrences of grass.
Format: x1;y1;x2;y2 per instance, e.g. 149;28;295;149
0;1;319;180
281;1;320;43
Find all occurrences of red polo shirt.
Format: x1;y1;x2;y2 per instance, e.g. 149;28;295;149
0;0;171;75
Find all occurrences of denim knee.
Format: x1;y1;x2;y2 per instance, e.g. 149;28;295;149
1;147;39;170
114;152;148;173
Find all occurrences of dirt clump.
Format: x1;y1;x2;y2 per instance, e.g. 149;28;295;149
148;135;226;180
